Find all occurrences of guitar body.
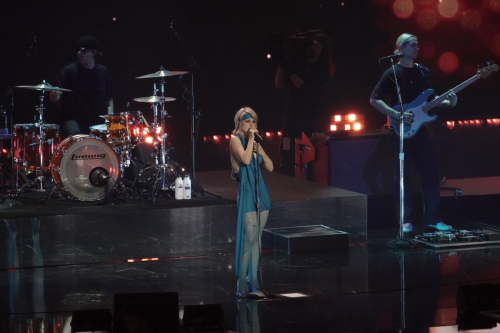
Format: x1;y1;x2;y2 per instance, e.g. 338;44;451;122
389;89;438;138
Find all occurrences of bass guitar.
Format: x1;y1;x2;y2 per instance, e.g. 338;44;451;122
390;63;498;138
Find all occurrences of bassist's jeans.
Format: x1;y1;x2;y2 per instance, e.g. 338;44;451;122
390;129;441;226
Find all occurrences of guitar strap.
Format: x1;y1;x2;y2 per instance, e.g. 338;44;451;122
415;63;432;88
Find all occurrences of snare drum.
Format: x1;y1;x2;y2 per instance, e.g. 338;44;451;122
13;123;60;172
50;135;120;201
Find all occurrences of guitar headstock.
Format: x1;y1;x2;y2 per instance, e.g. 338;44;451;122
477;61;499;79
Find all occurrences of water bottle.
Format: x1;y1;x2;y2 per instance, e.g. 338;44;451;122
183;174;191;200
175;176;184;200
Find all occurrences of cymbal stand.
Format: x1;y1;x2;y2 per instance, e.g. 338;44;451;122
31;83;48;192
159;78;171;191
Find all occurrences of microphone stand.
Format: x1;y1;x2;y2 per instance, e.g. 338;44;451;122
389;57;407;240
170;22;202;180
247;139;274;299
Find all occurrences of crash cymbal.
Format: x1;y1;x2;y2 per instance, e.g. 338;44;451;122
136;70;189;79
133;96;176;103
15;80;72;92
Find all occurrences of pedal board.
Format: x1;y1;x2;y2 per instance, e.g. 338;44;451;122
414;229;500;248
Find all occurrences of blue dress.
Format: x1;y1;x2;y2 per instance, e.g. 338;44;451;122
235;135;271;277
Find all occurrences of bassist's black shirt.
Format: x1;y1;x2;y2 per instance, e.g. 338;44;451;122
370;63;433;107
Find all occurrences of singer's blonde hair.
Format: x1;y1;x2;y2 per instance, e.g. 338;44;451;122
394;33;417;55
232;106;258;136
230;106;259;178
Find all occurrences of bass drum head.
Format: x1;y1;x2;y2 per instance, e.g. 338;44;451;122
51;135;120;201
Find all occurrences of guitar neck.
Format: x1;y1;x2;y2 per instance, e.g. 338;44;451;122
422;74;481;112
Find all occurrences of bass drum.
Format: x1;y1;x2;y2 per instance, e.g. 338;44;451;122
50;135;120;201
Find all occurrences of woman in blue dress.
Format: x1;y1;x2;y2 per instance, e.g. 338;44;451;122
229;107;273;297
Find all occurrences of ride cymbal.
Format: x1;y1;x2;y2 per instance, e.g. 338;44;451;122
136;70;188;79
133;96;176;103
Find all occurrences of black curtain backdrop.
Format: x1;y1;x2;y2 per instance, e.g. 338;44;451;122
1;0;498;169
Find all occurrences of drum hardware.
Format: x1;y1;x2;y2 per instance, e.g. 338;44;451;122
14;81;70;192
134;69;181;197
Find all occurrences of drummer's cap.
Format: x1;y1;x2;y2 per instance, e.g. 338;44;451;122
76;35;99;51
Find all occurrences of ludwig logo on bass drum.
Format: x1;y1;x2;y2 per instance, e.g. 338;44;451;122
71;154;106;160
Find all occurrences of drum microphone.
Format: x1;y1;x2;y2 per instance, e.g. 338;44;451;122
89;167;110;187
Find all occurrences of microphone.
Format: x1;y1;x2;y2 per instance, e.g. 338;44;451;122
254;132;264;142
380;53;404;60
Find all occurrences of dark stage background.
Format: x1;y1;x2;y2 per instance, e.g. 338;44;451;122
1;0;499;170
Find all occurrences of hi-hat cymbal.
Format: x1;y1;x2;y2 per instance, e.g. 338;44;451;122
15;80;72;92
133;96;176;103
136;70;189;79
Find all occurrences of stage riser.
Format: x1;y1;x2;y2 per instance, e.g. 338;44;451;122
262;225;350;254
0;195;366;269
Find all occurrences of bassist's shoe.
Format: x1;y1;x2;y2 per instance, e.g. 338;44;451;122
403;223;413;233
427;222;453;231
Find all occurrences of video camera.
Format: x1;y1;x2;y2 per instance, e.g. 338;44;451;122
268;29;324;67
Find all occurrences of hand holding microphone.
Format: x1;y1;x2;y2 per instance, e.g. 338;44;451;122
249;128;263;142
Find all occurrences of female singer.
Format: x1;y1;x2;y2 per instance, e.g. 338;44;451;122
229;107;273;297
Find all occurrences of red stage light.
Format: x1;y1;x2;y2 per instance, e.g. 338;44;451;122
213;135;220;142
438;0;459;18
265;132;272;137
145;136;154;144
225;135;230;140
345;124;351;131
353;123;362;131
415;0;433;5
277;131;282;136
460;9;482;30
446;121;455;129
487;119;500;126
334;115;341;122
330;124;337;131
418;40;437;59
486;0;500;12
438;52;459;73
393;0;414;18
416;8;439;31
490;34;500;57
347;114;356;122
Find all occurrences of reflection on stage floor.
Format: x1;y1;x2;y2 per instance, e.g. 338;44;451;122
1;171;500;332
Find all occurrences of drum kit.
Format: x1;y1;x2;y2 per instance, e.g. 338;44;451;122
7;67;188;201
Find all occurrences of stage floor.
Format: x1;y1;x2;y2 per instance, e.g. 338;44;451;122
1;171;500;332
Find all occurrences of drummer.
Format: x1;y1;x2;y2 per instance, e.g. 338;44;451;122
49;35;114;138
